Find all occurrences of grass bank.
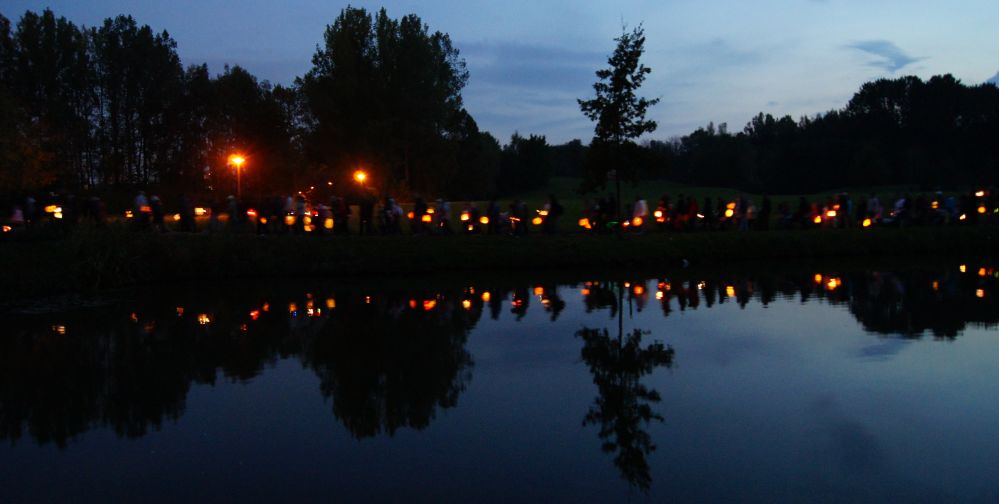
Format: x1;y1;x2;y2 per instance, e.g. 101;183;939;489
2;223;998;302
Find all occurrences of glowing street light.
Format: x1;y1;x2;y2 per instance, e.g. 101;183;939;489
353;170;368;184
228;154;246;198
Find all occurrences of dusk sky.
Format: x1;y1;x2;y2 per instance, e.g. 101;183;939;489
4;0;998;144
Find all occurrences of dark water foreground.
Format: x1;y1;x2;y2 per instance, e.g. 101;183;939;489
2;263;999;502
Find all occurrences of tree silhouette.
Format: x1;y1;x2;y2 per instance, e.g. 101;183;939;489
577;326;675;491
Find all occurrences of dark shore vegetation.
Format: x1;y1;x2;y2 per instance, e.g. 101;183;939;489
2;224;997;302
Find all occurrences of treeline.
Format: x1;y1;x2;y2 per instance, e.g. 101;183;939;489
0;7;553;201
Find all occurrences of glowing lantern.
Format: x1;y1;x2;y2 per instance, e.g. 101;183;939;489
532;217;543;226
324;218;334;230
814;274;823;284
655;291;664;300
862;218;872;228
284;214;296;226
726;285;736;297
725;209;735;218
326;298;336;309
176;307;184;317
365;295;372;304
538;210;549;216
303;225;314;232
462;299;472;310
2;225;11;233
481;292;491;302
959;264;967;273
407;211;415;220
140;206;151;213
622;220;631;228
53;212;63;219
632;217;644;227
246;209;258;219
813;215;823;224
44;205;58;213
975;190;986;198
931;201;939;210
979;268;988;277
579;218;592;229
726;202;737;210
197;314;211;325
421;214;433;223
353;170;367;183
826;210;837;218
303;215;312;225
423;299;437;311
633;285;645;296
581;288;591;296
195;207;208;216
249;310;260;321
480;216;490;225
976;289;985;299
654;210;664;219
932;281;939;291
173;213;182;221
959;213;967;221
125;210;134;218
409;299;418;309
467;225;474;232
534;286;544;296
427;208;435;215
288;302;298;313
260;217;268;225
827;278;840;290
460;212;470;222
978;206;987;214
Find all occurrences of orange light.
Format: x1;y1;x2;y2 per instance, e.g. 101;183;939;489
460;212;470;222
421;214;432;223
931;201;939;210
814;274;823;284
932;281;940;291
228;154;245;167
125;210;134;218
813;215;823;224
407;211;415;220
176;307;184;317
979;268;988;277
978;206;987;214
3;225;12;233
725;209;735;218
326;298;336;309
44;205;58;213
467;225;474;231
249;310;260;321
462;299;472;310
139;206;151;213
827;278;840;290
246;208;258;219
423;299;437;311
976;289;985;299
959;264;967;273
726;285;735;297
197;314;211;325
862;218;872;228
959;213;967;221
534;286;544;296
826;210;837;218
173;213;181;221
532;216;543;226
284;214;296;226
538;210;549;217
632;217;644;227
195;207;208;216
654;210;663;219
633;285;645;296
324;218;334;230
975;190;986;198
578;218;592;229
365;295;371;304
726;202;736;210
427;208;435;215
479;216;490;225
353;170;367;183
481;292;491;302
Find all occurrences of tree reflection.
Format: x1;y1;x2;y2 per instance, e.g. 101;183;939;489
577;325;675;491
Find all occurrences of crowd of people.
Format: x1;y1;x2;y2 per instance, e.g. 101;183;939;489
2;188;997;237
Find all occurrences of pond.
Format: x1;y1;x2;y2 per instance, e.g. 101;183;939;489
2;262;999;502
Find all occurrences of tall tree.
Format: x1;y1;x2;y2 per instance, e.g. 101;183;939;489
578;24;659;208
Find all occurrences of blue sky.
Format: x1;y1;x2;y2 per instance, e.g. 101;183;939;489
3;0;998;143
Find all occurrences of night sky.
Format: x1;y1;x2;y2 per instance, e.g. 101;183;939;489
3;0;997;143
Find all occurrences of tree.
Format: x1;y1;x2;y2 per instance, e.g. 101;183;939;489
578;24;659;208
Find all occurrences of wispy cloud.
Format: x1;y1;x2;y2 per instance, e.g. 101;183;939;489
847;40;922;73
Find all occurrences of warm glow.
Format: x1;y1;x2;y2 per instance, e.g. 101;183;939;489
814;274;823;284
172;213;181;222
654;210;663;219
353;170;367;183
462;299;472;310
303;215;312;225
632;217;644;227
460;212;470;222
407;211;415;220
534;286;544;296
423;299;437;311
538;210;549;216
427;208;436;215
725;209;735;218
326;298;336;309
288;302;298;313
228;154;245;167
862;218;872;228
532;216;543;226
931;201;939;209
976;289;986;299
978;206;987;214
125;210;134;218
827;278;841;290
421;214;433;223
409;299;418;309
195;207;208;216
633;285;645;296
975;190;986;198
284;214;296;226
197;314;211;325
726;285;736;297
960;264;968;273
578;218;592;229
249;310;260;321
324;218;334;230
932;281;940;291
813;215;823;224
53;212;63;219
246;208;258;219
481;292;491;302
726;202;736;210
979;267;988;277
826;210;837;218
655;291;664;300
365;295;372;304
479;216;490;225
44;205;58;213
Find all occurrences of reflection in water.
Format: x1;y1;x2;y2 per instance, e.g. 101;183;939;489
578;326;675;491
0;264;995;450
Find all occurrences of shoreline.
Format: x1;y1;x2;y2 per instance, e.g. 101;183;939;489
1;225;997;302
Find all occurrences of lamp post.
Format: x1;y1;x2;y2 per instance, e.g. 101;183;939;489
229;154;246;198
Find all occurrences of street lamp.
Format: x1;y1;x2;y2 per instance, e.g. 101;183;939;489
229;154;246;197
353;169;367;185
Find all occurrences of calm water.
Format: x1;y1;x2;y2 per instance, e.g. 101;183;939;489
2;264;999;502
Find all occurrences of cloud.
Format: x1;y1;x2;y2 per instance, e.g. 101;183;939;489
846;40;922;73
